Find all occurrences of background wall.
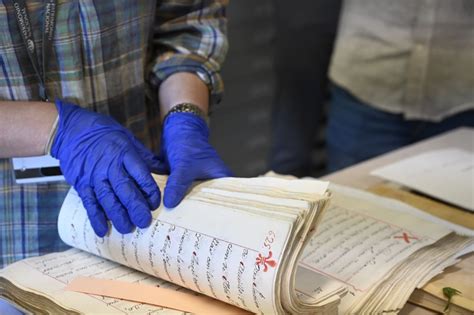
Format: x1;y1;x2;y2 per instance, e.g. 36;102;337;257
210;1;339;178
210;0;276;177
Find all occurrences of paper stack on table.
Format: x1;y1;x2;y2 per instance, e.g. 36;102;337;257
0;175;338;314
1;175;472;314
296;183;474;314
409;253;474;314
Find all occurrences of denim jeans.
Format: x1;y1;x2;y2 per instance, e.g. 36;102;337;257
326;84;474;172
269;0;342;177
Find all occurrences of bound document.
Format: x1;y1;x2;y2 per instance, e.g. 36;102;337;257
1;176;472;314
0;175;335;314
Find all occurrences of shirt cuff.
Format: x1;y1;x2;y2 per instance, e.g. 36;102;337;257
149;53;224;108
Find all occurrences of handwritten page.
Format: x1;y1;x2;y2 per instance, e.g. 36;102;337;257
296;184;452;311
371;148;474;211
0;248;185;314
56;176;327;314
0;176;331;314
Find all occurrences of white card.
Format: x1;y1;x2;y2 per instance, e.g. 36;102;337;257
12;155;64;184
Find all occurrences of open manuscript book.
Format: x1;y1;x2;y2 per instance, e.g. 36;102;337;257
1;175;473;314
0;176;336;314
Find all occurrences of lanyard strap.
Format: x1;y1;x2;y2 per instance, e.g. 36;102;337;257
10;0;57;101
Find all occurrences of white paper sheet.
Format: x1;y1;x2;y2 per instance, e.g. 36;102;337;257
371;148;474;211
295;183;458;313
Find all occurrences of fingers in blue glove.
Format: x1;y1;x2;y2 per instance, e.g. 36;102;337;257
79;187;109;237
109;168;153;229
123;151;161;210
163;162;233;209
93;178;134;234
51;100;165;236
206;157;234;178
163;168;194;208
131;138;168;175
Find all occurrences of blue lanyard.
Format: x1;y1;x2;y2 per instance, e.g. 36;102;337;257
9;0;57;101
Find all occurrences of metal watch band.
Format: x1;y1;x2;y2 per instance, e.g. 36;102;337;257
163;103;208;124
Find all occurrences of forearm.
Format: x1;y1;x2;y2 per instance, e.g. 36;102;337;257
0;101;58;158
153;0;227;111
158;72;209;121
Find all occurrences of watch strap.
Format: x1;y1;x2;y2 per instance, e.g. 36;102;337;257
163;103;209;124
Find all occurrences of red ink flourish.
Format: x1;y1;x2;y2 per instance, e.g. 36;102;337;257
255;251;277;272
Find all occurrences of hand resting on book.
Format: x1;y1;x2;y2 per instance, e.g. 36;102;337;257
51;99;164;237
158;112;233;208
50;100;232;237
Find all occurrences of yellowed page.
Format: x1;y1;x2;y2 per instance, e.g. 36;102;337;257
297;184;454;311
57;176;330;314
0;249;183;314
66;277;250;315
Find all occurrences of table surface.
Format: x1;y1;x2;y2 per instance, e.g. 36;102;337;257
323;127;473;190
323;127;474;314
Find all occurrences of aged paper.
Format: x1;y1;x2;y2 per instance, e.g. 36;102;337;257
0;249;183;314
57;183;302;314
1;175;331;314
66;277;249;314
296;184;453;311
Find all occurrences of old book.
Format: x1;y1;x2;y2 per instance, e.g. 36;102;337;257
1;176;472;314
0;175;337;314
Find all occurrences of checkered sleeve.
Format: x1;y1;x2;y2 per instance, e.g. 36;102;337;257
149;0;228;106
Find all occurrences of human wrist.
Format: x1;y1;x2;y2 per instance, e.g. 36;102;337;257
163;103;209;126
0;101;58;157
44;114;59;155
50;99;90;158
162;110;210;142
158;72;210;120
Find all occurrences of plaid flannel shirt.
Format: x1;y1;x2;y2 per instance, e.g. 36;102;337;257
0;0;228;268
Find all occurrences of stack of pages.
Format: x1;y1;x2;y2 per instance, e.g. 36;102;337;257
0;175;472;314
296;183;474;314
409;253;474;315
0;176;336;314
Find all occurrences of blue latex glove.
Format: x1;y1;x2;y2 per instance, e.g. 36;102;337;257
51;99;163;237
159;112;233;208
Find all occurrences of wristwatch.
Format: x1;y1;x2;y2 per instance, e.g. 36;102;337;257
163;103;209;124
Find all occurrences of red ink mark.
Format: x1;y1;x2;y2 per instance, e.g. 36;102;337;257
394;232;419;244
255;251;277;272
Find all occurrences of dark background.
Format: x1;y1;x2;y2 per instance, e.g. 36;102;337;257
210;0;341;178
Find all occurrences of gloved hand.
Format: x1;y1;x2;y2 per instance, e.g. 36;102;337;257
51;99;163;237
159;112;233;208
